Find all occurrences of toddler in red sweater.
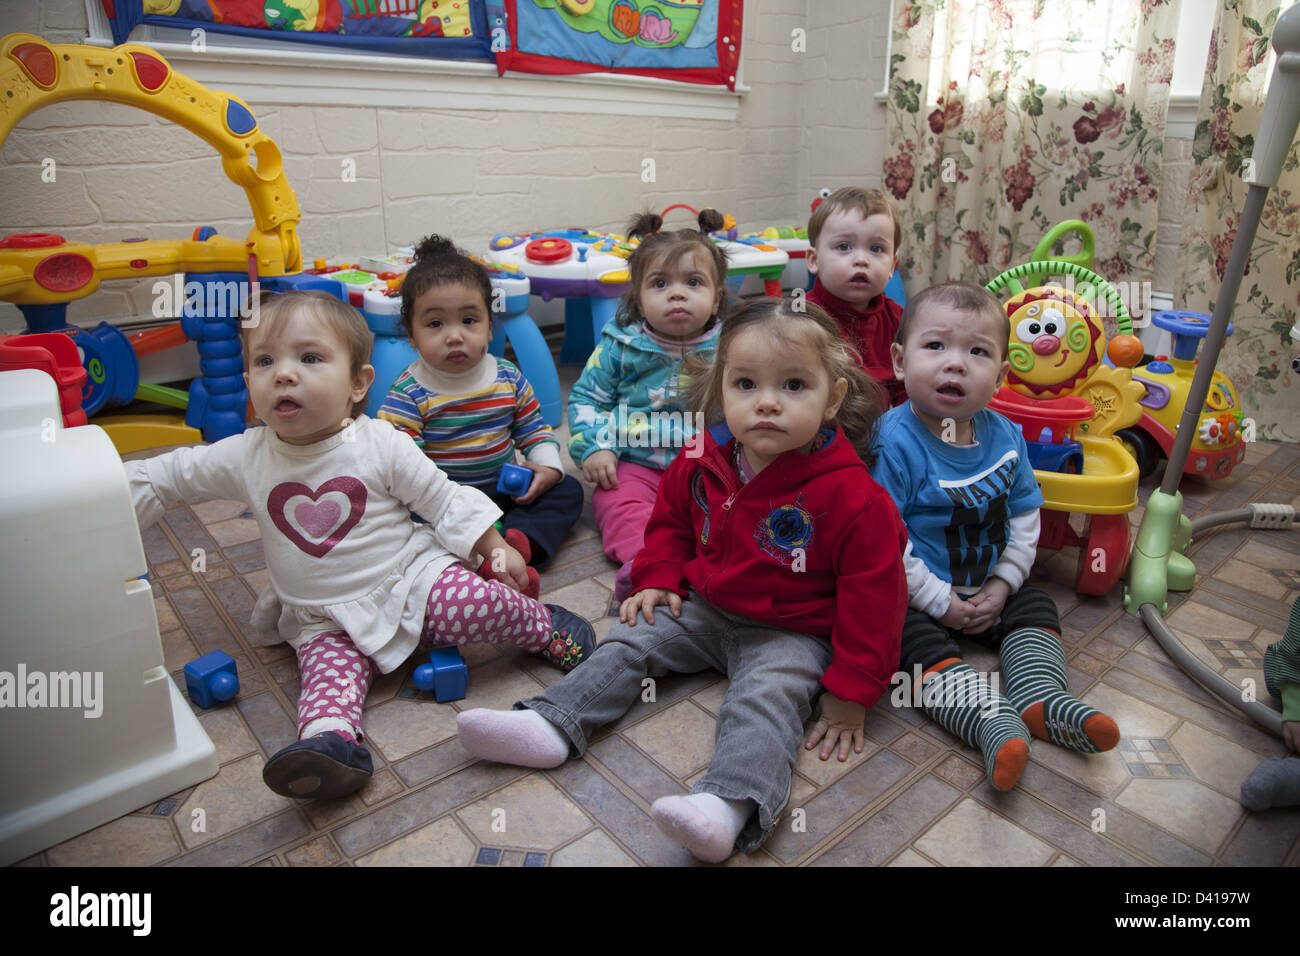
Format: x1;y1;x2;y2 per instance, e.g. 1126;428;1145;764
807;186;908;408
458;299;907;862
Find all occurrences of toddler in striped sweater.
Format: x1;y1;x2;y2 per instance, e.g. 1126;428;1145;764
379;236;584;596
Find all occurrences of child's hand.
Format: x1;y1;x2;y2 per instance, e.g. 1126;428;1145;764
619;587;681;626
1285;721;1299;754
582;450;619;490
939;593;976;630
472;527;531;593
493;544;531;593
963;577;1011;635
804;693;867;761
514;463;562;506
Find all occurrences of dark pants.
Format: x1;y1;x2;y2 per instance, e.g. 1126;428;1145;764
899;585;1060;674
484;474;584;567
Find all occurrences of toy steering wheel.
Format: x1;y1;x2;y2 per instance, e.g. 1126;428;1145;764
1152;309;1234;339
525;237;573;264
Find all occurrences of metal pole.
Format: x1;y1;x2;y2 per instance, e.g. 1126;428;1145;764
1157;186;1267;495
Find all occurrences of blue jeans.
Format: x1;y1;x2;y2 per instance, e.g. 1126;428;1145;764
519;592;833;853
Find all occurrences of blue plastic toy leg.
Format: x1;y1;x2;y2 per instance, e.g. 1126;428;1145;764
17;303;71;335
367;333;419;418
884;269;906;307
559;298;594;365
180;271;253;443
489;311;563;426
590;297;619;344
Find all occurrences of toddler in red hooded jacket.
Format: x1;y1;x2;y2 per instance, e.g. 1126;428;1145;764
458;299;907;862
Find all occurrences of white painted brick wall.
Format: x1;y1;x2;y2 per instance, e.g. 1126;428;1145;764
1154;135;1194;298
0;1;872;329
796;0;892;208
1;0;1208;335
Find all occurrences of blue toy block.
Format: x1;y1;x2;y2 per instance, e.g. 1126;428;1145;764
496;462;533;497
412;646;468;702
183;650;239;708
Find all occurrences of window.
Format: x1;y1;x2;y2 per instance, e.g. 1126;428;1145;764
83;0;744;121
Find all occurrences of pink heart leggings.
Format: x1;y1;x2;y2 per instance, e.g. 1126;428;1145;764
295;564;553;741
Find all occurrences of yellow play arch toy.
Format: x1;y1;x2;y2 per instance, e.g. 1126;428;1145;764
0;33;302;305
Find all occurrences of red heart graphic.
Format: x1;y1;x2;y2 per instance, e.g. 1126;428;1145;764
267;477;367;558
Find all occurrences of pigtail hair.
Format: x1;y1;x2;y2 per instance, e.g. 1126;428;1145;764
615;208;730;330
626;212;663;239
697;208;725;233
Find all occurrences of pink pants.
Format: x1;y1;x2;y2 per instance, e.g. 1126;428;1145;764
591;460;665;565
295;564;552;739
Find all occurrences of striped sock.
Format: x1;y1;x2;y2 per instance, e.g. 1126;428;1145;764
921;660;1030;791
1000;627;1120;753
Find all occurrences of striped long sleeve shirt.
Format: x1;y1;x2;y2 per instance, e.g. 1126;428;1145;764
378;355;562;489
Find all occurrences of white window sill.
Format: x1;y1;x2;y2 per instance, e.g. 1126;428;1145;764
83;13;744;121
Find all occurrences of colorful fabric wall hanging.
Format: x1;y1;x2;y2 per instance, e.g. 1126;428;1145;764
102;0;494;60
494;0;742;89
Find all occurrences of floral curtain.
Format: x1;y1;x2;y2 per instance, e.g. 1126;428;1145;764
1174;0;1299;442
885;0;1179;314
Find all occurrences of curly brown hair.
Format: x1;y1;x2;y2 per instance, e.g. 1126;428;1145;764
399;235;494;340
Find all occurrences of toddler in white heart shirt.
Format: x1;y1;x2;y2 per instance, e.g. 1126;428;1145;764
124;291;595;800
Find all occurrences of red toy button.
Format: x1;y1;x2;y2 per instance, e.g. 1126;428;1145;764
129;51;170;92
525;237;573;264
130;258;148;269
10;42;56;88
0;232;66;249
33;253;94;293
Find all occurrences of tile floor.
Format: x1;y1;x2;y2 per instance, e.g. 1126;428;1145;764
20;363;1300;868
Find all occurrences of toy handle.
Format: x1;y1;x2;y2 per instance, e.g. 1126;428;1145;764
1031;220;1095;272
659;204;704;231
1251;4;1300;188
985;260;1133;338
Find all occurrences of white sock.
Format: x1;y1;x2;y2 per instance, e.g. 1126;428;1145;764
650;792;753;863
301;717;355;740
457;708;570;768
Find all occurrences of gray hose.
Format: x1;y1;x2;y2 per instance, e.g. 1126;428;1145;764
1189;505;1299;535
1140;604;1283;736
1138;503;1296;736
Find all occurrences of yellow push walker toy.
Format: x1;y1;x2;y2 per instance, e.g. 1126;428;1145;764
984;257;1146;595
